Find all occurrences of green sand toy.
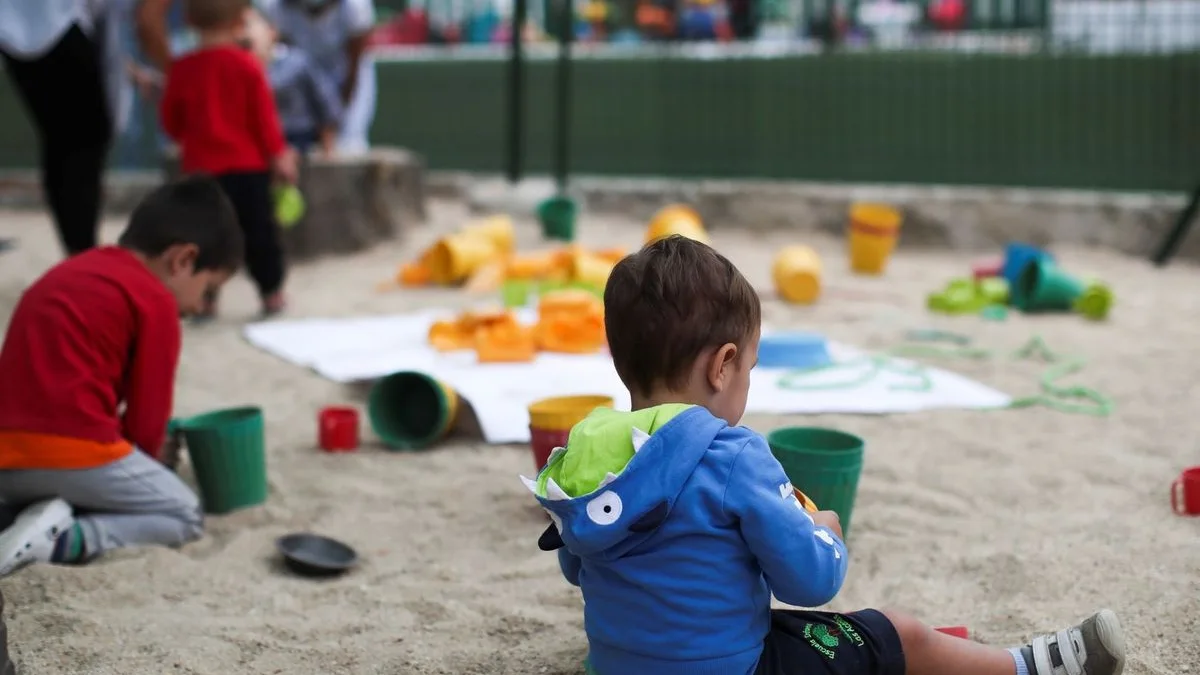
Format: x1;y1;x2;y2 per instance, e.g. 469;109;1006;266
927;278;1009;315
274;185;306;229
767;427;865;537
536;195;577;242
173;406;268;514
1011;258;1084;312
1073;281;1113;321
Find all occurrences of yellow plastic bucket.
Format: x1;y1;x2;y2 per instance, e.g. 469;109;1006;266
463;215;515;255
569;251;616;290
645;204;710;245
847;203;902;275
528;395;614;431
773;245;823;304
427;233;500;284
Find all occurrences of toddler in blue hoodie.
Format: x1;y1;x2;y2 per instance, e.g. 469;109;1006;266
522;235;1128;675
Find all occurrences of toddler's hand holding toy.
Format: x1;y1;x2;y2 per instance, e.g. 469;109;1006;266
812;510;843;541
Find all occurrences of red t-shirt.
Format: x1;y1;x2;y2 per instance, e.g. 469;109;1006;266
160;45;286;175
0;247;182;469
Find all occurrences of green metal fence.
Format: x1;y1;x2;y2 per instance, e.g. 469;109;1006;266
1;1;1197;193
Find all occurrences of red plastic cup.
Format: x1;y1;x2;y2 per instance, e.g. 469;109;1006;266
1171;466;1200;516
530;426;571;471
319;406;360;452
971;257;1004;280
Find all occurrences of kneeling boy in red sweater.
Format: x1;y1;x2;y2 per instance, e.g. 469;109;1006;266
0;177;243;576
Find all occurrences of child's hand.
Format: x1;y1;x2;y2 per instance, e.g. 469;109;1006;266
319;127;337;158
812;510;844;541
272;147;299;185
158;431;182;472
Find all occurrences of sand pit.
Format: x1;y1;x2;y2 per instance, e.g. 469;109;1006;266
0;202;1198;674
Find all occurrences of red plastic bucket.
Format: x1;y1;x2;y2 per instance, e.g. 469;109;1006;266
529;426;571;471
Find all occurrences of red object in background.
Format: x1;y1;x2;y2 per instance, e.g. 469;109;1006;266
1171;466;1200;515
367;10;431;47
928;0;966;31
935;626;970;639
530;426;571;471
319;406;360;452
971;256;1004;280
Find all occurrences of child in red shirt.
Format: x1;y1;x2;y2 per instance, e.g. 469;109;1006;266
160;0;299;319
0;177;244;577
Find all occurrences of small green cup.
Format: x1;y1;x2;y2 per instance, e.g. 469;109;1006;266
536;195;577;242
767;427;865;536
176;407;268;515
1011;258;1084;312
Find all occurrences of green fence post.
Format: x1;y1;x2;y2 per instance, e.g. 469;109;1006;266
506;0;529;183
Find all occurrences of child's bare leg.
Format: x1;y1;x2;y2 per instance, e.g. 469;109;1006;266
883;608;1126;675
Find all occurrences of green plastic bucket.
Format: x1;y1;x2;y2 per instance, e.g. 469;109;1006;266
368;371;460;450
536;196;577;242
176;407;268;515
767;427;864;536
1011;258;1084;312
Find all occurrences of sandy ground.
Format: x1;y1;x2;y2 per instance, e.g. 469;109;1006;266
0;201;1198;675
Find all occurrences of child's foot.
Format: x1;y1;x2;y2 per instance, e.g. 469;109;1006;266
0;499;73;577
1018;609;1126;675
261;292;286;318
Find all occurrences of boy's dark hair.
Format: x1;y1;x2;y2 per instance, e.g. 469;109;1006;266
184;0;250;30
118;176;243;272
604;235;761;397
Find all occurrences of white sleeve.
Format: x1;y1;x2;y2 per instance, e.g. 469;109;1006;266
256;0;281;24
343;0;375;35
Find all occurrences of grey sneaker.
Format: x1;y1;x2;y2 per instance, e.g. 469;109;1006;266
1021;609;1126;675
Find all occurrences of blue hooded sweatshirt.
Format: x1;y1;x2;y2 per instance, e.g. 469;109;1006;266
522;405;849;675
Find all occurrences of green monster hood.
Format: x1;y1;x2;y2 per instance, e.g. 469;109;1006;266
535;404;693;499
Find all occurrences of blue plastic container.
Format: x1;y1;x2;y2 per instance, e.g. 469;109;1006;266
756;333;832;370
1001;243;1054;291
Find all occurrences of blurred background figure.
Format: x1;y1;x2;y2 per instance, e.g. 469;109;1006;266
259;0;377;154
0;0;129;255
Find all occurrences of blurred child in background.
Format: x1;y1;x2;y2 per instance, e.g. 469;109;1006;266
243;7;343;156
160;0;298;319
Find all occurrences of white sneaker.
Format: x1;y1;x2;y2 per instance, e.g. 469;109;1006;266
1024;609;1127;675
0;499;74;577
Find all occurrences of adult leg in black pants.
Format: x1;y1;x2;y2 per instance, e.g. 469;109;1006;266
2;25;112;256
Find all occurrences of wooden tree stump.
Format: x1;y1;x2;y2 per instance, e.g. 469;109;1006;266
161;147;427;261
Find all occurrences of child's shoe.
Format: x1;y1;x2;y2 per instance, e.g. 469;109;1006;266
1018;609;1126;675
261;291;286;318
0;499;74;577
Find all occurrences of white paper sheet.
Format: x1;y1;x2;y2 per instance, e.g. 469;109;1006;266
243;313;1011;444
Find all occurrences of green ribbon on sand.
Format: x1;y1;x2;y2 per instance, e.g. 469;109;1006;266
777;336;1113;418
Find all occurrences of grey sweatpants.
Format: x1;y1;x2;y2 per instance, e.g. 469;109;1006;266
0;450;203;558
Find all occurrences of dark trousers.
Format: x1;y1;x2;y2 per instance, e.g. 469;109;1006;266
2;25;111;256
0;588;15;675
214;172;286;297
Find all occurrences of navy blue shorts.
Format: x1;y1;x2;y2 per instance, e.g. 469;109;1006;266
755;609;906;675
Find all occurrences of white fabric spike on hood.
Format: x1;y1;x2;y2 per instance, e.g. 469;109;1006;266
546;446;568;465
545;477;570;501
519;475;538;494
598;471;620;488
631;427;651;453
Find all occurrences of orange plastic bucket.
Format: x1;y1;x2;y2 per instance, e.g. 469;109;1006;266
527;395;614;470
847;203;902;275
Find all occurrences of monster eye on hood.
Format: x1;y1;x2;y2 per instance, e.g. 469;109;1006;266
519;405;726;559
